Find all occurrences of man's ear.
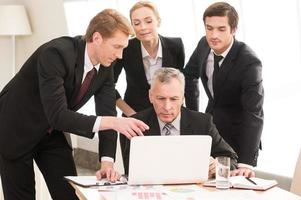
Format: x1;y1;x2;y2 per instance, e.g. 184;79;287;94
92;32;103;45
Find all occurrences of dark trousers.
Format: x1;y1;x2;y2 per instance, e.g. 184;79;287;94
120;113;130;175
0;131;79;200
119;134;129;175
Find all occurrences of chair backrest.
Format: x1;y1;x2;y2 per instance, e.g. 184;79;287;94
291;148;301;196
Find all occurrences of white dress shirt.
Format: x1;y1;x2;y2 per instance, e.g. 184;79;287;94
82;45;112;162
157;114;181;136
206;39;233;97
81;45;102;133
141;39;163;85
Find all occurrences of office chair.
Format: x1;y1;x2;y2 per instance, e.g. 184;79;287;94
290;148;301;196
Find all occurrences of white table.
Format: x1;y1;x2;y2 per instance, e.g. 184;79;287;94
70;183;301;200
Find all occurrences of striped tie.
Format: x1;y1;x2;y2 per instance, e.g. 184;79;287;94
163;123;173;136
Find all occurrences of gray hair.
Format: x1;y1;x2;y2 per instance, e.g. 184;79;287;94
150;67;185;93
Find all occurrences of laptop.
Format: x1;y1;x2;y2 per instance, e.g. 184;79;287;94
127;135;212;185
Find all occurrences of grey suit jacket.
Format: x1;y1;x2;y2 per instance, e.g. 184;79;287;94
0;36;117;160
121;106;238;174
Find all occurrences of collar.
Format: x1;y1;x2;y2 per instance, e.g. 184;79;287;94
84;44;100;72
211;37;234;58
157;113;181;132
141;38;163;59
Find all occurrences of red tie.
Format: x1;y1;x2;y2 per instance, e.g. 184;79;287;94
47;67;97;134
74;67;97;107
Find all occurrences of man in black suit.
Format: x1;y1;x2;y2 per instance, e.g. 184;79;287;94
183;2;264;177
0;9;148;200
118;67;245;178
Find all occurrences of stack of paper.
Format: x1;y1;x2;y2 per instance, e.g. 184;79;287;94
64;176;127;187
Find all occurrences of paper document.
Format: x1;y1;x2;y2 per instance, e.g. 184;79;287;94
204;176;277;191
159;184;207;200
64;176;127;188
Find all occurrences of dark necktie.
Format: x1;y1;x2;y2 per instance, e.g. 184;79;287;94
163;123;173;136
74;67;97;107
212;54;223;92
48;67;96;134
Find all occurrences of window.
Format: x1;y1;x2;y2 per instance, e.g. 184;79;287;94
64;0;301;177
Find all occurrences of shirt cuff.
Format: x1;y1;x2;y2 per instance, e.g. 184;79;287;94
101;156;114;163
93;116;101;133
238;163;254;170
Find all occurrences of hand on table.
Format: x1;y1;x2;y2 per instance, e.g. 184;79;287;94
231;167;255;178
208;156;217;178
96;161;120;182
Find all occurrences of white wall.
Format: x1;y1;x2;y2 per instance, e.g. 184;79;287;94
0;0;68;89
0;0;18;87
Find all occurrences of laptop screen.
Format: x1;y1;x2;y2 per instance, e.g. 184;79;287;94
128;135;212;185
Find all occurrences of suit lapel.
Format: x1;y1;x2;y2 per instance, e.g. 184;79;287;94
199;44;214;101
81;66;103;101
70;38;85;108
180;107;194;135
131;38;150;87
160;35;172;67
75;65;112;111
144;108;195;136
214;40;239;99
144;109;161;136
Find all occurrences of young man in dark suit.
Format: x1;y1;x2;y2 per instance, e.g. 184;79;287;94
112;68;246;178
0;9;148;200
183;2;263;177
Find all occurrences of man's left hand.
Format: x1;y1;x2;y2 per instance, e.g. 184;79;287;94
231;167;255;178
95;161;120;182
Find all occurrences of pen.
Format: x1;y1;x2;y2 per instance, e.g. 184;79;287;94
245;177;257;185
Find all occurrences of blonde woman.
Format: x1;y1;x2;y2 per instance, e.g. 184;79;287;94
113;1;185;168
114;1;185;117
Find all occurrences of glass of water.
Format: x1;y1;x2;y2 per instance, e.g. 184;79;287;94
215;156;230;189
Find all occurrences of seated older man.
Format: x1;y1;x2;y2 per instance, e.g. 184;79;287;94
119;67;253;178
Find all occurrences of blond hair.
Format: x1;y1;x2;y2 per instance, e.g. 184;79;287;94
129;1;161;22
